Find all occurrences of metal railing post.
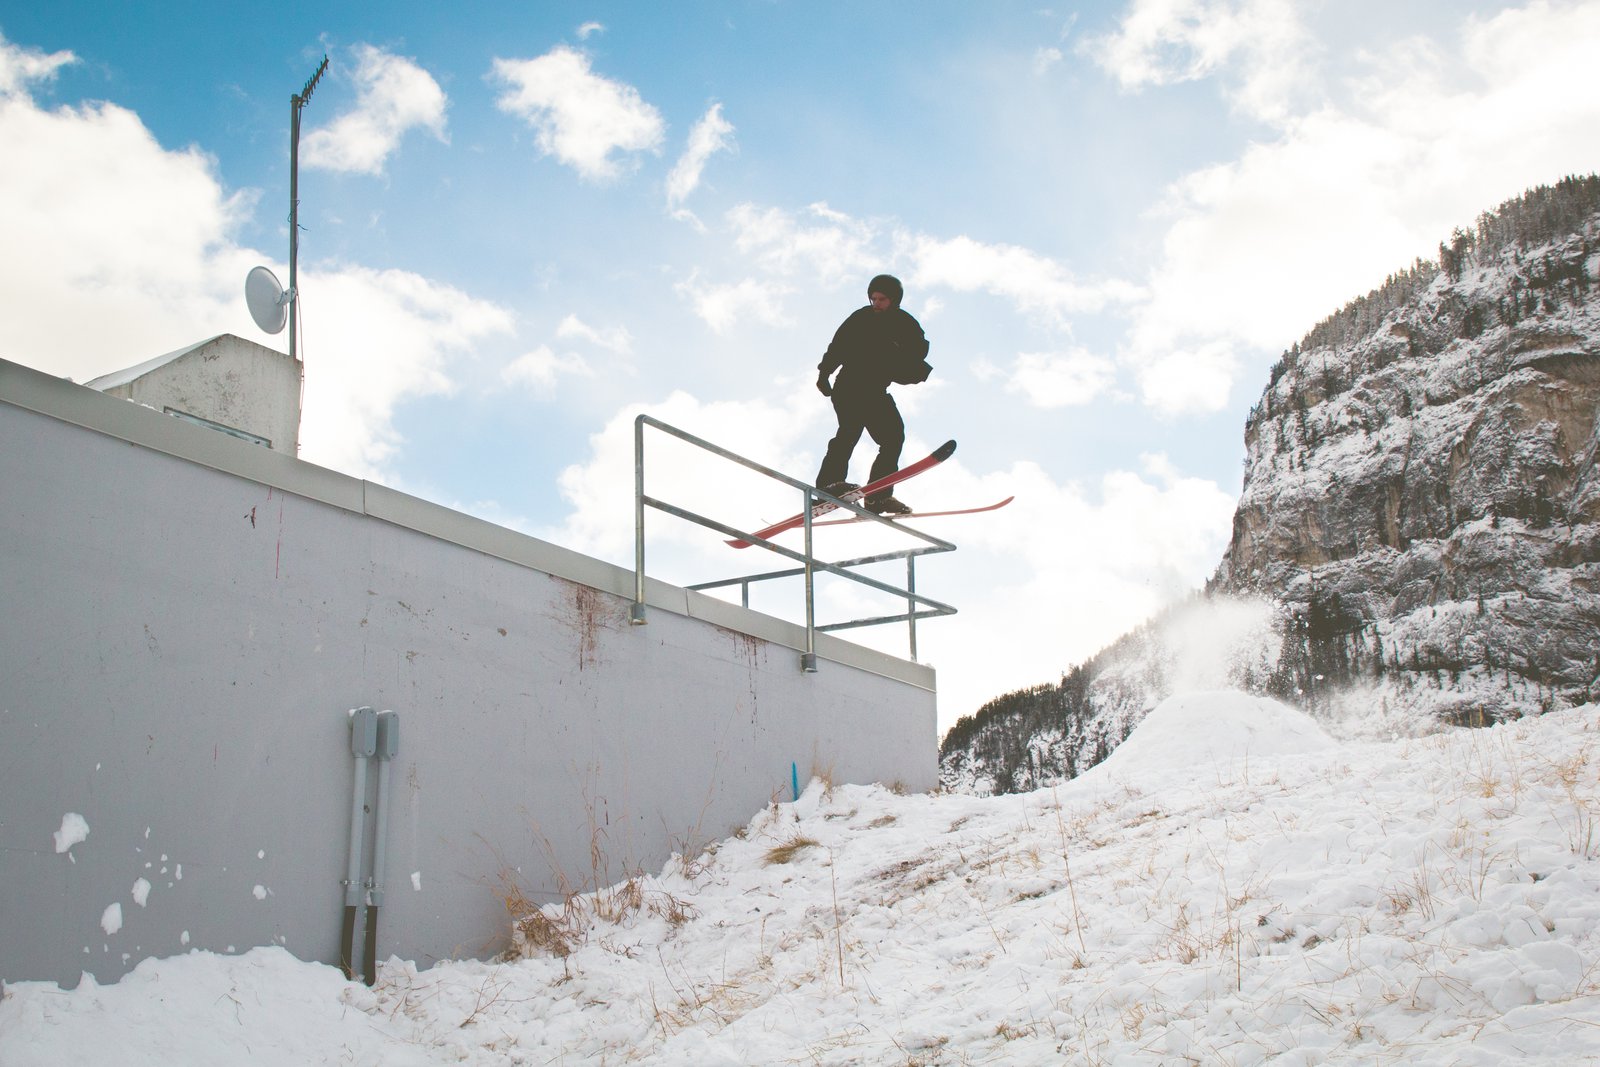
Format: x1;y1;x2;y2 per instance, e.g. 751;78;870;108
631;415;647;624
907;555;918;662
801;490;818;672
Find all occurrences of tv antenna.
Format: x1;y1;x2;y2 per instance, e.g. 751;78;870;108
245;54;329;363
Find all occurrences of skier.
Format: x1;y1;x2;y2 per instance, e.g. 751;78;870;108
813;273;931;515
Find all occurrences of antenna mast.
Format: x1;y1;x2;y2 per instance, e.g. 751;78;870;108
288;55;329;365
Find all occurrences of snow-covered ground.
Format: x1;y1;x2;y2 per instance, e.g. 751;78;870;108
5;691;1600;1065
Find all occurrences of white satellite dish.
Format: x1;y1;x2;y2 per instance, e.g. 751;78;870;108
245;265;289;335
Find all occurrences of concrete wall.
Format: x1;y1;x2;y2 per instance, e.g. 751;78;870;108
87;334;301;453
0;358;937;986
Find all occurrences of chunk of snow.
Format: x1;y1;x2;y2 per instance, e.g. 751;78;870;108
54;813;90;853
100;903;122;935
131;879;151;907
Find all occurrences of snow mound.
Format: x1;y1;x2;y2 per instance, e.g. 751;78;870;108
5;709;1600;1064
1092;689;1335;781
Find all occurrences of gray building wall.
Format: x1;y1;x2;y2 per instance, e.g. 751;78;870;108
0;359;937;986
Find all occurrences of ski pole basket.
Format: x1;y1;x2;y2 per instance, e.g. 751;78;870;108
631;414;957;670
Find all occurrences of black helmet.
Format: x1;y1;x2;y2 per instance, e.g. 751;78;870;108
867;274;903;307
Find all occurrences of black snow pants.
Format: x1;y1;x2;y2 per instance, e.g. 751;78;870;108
816;388;904;491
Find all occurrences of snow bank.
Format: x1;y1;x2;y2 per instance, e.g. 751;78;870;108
1090;688;1335;782
4;695;1599;1066
0;948;426;1067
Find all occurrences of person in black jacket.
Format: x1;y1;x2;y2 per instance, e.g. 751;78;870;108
814;274;930;514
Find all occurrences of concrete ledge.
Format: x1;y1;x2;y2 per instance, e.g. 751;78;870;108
0;356;934;691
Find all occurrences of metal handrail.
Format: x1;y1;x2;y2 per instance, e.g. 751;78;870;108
631;414;957;670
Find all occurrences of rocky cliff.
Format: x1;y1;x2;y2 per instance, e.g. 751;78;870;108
1217;176;1600;722
943;177;1600;795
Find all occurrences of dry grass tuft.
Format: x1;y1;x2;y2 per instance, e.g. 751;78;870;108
502;880;577;959
502;869;697;961
763;835;821;866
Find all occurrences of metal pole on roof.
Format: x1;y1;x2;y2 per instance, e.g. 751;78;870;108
289;56;329;366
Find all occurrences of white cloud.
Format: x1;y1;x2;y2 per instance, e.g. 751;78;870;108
0;60;511;481
906;234;1144;324
1131;341;1237;415
491;46;664;181
502;345;593;391
0;32;74;96
676;274;795;334
719;203;1150;356
1005;350;1117;408
1116;0;1600;414
727;202;880;282
970;356;1003;385
722;202;1143;328
717;200;1153;368
0;83;253;374
300;45;448;176
291;265;513;476
498;314;627;393
556;314;633;354
576;22;605;40
907;452;1238;724
667;103;735;210
545;390;826;563
1086;0;1315;123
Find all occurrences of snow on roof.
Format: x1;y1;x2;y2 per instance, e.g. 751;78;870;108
83;334;293;393
83;336;227;392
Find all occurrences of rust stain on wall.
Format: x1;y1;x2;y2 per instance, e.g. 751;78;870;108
725;629;765;667
719;626;767;719
555;578;626;671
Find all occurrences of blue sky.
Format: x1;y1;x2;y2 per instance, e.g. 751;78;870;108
4;1;1598;731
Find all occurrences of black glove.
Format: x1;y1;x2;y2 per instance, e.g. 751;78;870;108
816;371;833;397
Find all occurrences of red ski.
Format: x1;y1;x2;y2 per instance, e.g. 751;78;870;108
809;495;1014;527
726;440;957;549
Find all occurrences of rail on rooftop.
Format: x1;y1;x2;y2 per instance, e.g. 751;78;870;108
630;414;957;670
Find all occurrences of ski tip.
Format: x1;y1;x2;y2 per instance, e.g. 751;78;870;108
933;439;956;461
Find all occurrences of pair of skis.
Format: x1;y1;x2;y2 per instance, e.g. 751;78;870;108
726;439;1011;549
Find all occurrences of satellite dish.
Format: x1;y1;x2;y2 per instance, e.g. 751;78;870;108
245;265;289;335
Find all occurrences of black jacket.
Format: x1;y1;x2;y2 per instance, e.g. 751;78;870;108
817;306;929;394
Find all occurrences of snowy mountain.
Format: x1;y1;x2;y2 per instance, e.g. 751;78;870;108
944;176;1600;796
